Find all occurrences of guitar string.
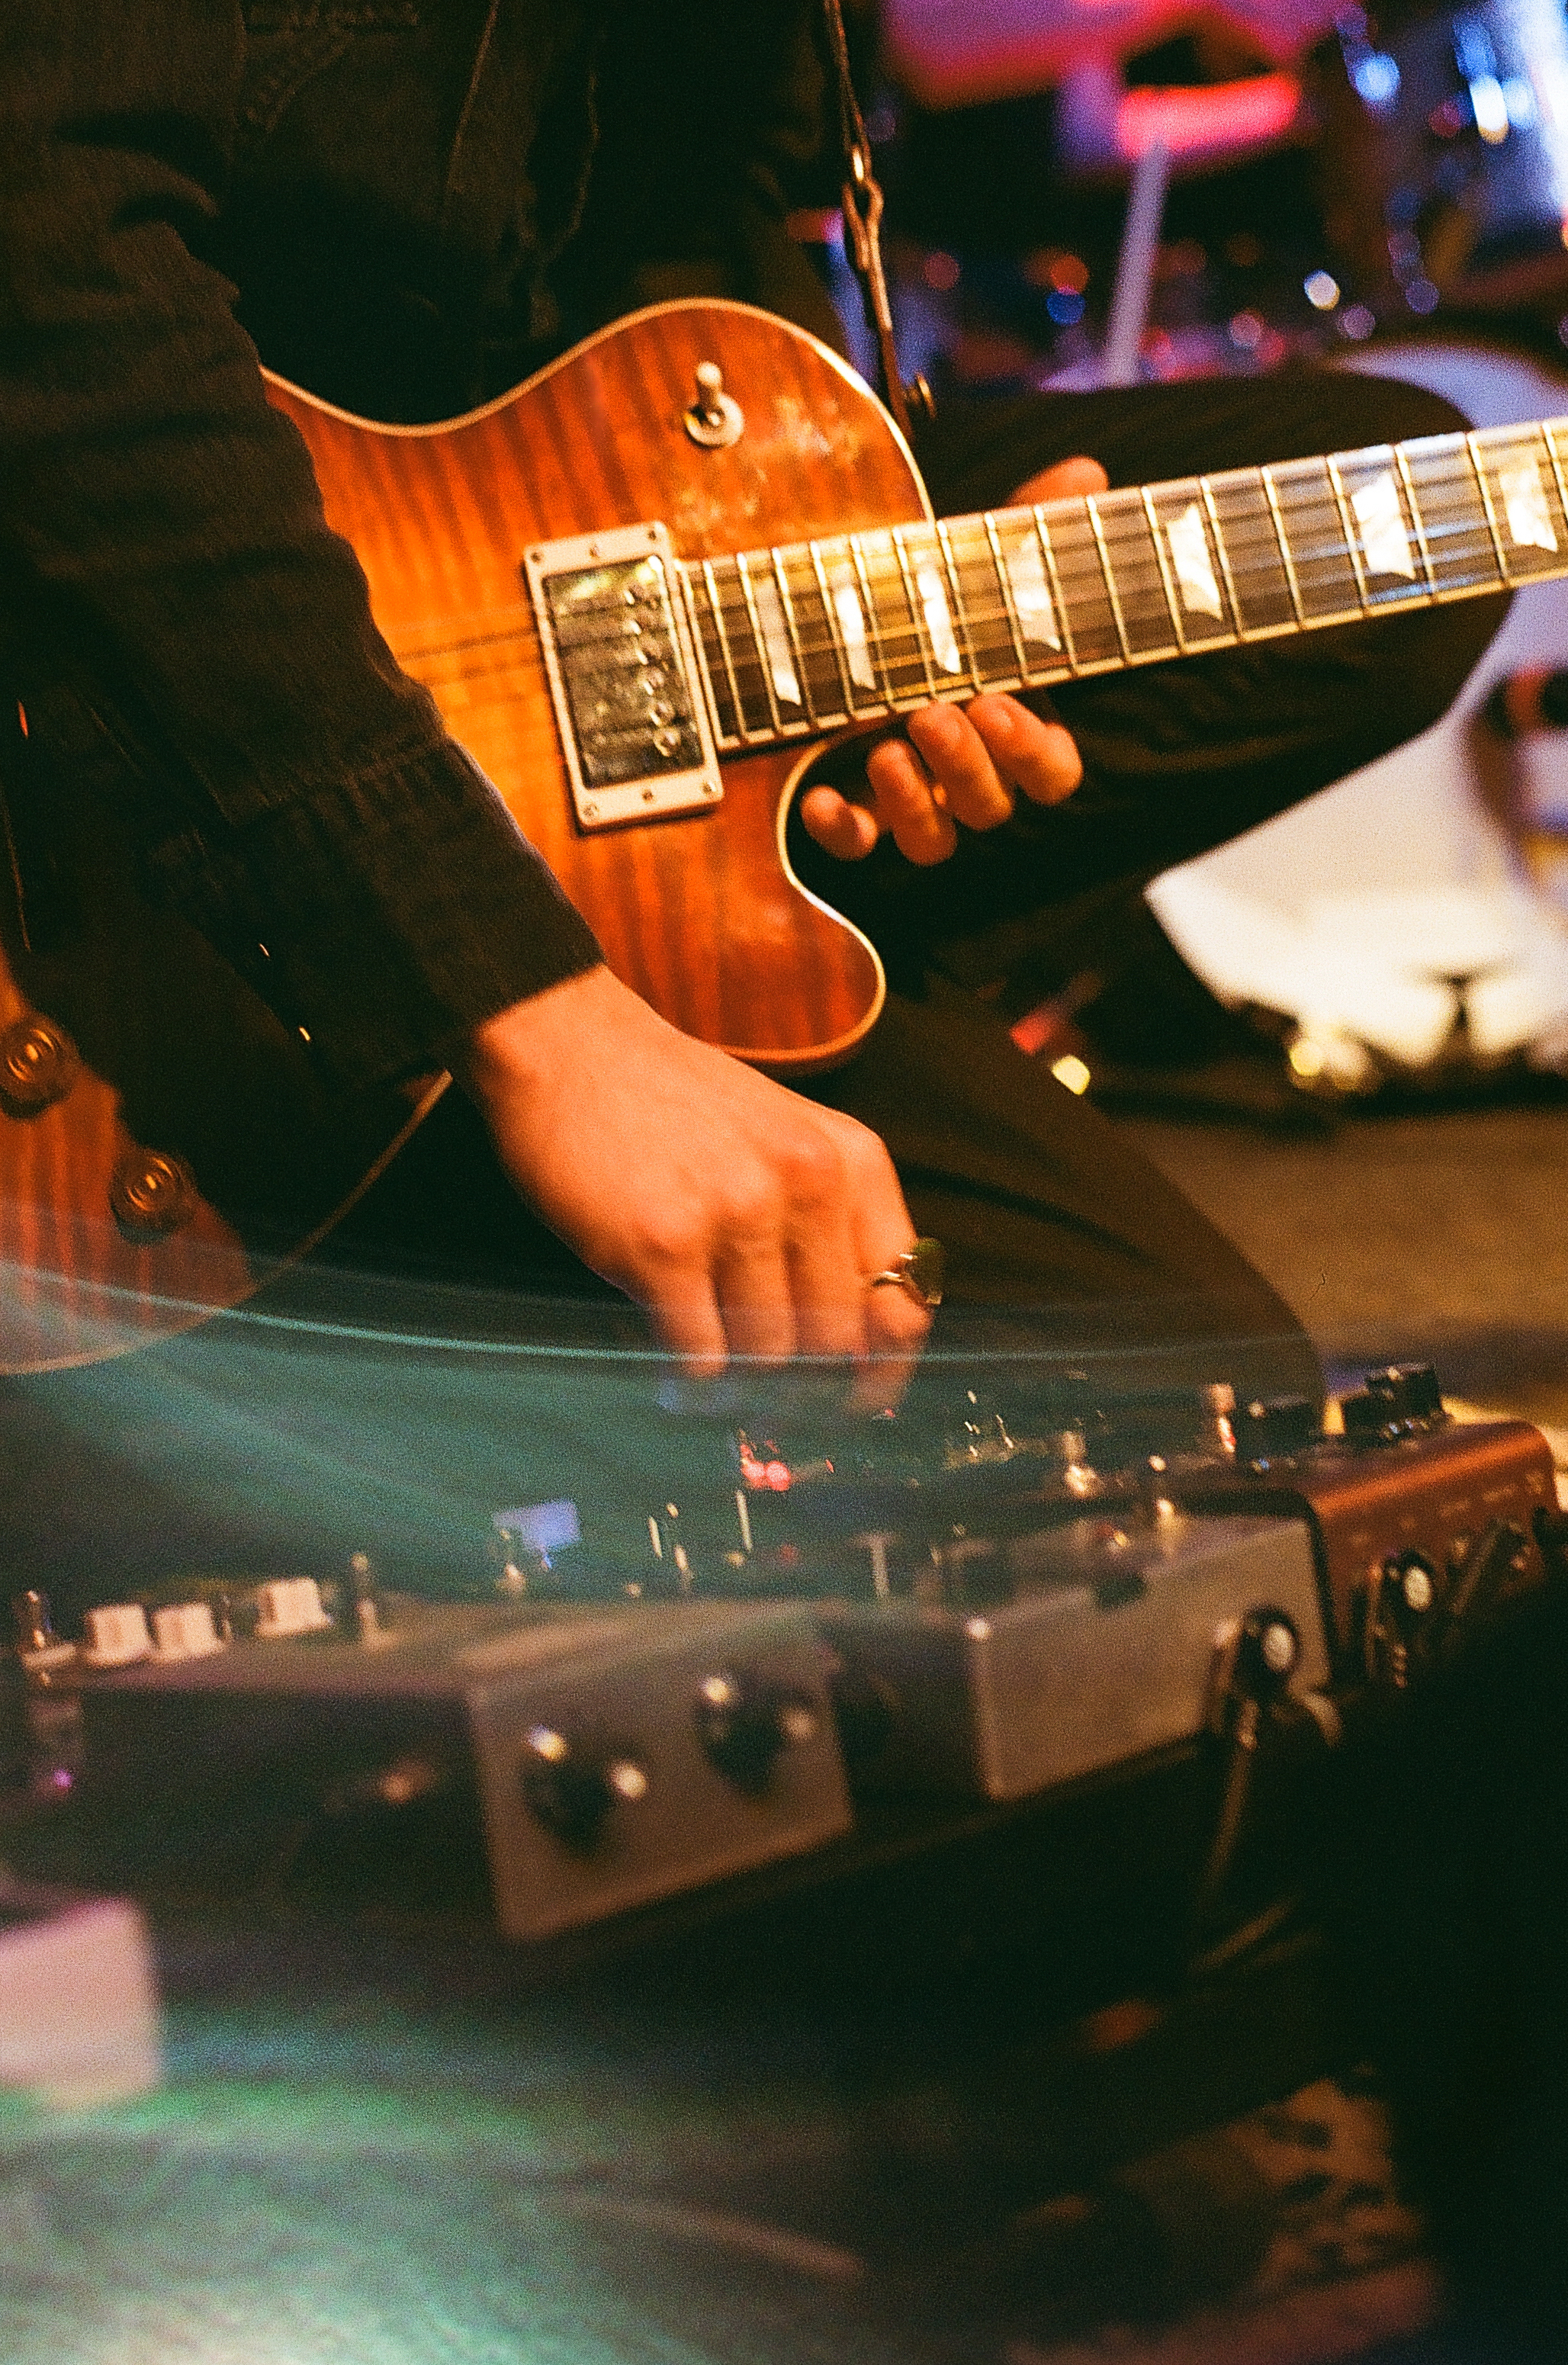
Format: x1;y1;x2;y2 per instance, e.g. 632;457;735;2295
400;436;1550;691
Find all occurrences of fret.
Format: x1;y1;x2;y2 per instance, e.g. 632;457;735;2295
1325;457;1372;613
1204;467;1297;635
1541;420;1568;551
1084;497;1133;660
890;527;941;696
742;551;812;731
1470;423;1568;582
808;540;860;717
1334;445;1430;610
935;519;985;690
822;539;885;708
771;549;819;721
1260;469;1307;627
985;512;1030;680
1265;458;1362;622
903;519;972;689
1198;477;1245;635
1393;448;1438;596
1464;432;1511;585
676;564;728;756
850;535;900;705
696;560;744;743
713;557;777;738
1142;484;1187;652
988;509;1068;676
777;545;849;724
947;513;1023;692
1147;477;1236;649
1043;500;1120;669
734;554;785;734
1398;430;1504;596
1092;488;1181;659
856;532;928;705
1033;510;1078;670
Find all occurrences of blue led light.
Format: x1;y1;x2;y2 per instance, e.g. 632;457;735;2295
1353;53;1402;106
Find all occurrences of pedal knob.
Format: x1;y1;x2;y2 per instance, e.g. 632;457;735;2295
151;1602;225;1661
254;1576;333;1639
82;1604;153;1668
1233;1606;1300;1698
520;1724;648;1847
1234;1395;1319;1464
0;1017;79;1114
694;1669;818;1791
1348;1363;1445;1436
109;1149;198;1242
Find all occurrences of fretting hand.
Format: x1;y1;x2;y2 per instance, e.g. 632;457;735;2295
798;457;1104;866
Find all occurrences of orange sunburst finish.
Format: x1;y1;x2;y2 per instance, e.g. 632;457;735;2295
266;300;927;1070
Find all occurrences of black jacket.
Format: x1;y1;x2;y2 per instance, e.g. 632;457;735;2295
0;0;840;1086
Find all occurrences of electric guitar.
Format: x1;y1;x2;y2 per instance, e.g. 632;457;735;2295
2;297;1558;1371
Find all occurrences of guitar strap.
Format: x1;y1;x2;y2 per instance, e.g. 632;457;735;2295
818;0;924;442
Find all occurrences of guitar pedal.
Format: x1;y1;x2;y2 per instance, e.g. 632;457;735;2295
62;1593;852;1943
1170;1367;1557;1682
817;1509;1328;1804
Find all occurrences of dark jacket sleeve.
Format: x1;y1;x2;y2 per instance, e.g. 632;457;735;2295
0;0;600;1089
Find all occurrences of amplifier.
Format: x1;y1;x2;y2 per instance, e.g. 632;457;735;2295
46;1588;850;1942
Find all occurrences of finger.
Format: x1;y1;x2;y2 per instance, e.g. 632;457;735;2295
644;1258;731;1382
786;1196;869;1365
825;1117;932;1412
906;701;1014;833
965;694;1084;807
798;782;881;861
1007;454;1109;506
712;1232;798;1366
865;734;958;865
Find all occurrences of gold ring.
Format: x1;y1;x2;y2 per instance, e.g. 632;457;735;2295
867;1236;945;1311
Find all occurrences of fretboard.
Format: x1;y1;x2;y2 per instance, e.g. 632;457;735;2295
680;415;1568;748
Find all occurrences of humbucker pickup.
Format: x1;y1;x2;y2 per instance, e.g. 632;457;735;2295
523;522;724;831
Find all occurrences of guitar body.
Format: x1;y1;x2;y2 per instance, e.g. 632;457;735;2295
268;300;914;1068
0;303;914;1372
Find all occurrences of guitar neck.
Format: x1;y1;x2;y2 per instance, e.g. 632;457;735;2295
682;413;1568;748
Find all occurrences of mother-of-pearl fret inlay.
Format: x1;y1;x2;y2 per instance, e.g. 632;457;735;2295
750;567;802;705
915;564;964;675
1350;470;1415;579
1001;526;1060;650
1500;457;1558;552
1166;503;1223;619
831;576;877;690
